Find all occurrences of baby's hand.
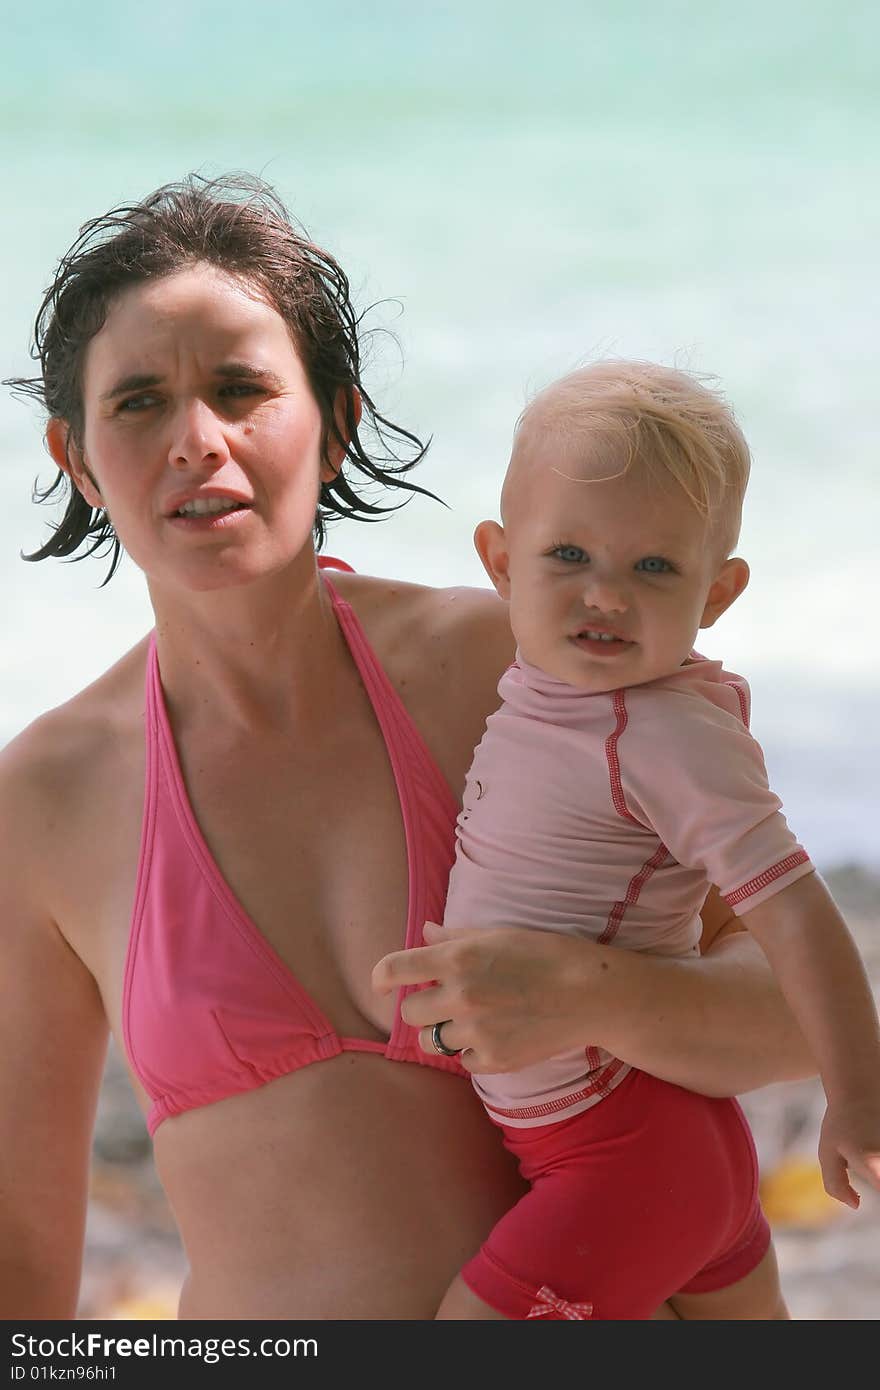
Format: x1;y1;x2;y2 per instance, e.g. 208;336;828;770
818;1100;880;1208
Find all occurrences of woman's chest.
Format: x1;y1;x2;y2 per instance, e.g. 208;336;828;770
176;711;411;1036
72;696;412;1051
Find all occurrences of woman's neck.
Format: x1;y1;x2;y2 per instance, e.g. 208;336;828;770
147;554;345;734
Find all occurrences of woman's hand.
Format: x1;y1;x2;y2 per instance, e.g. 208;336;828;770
372;921;606;1072
374;914;818;1095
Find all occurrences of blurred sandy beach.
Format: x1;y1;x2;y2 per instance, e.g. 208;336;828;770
78;864;880;1322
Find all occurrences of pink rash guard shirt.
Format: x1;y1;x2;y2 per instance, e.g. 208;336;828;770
442;650;812;1128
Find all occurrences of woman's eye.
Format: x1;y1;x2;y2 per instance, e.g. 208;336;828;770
117;394;158;413
220;383;262;400
552;545;587;564
636;556;673;574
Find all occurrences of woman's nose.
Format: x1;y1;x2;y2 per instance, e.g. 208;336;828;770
167;398;231;471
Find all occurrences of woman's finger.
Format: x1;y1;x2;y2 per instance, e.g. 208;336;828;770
418;1021;464;1059
399;986;446;1029
372;922;479;993
371;943;444;994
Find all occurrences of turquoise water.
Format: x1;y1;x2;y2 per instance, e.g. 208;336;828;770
1;1;878;864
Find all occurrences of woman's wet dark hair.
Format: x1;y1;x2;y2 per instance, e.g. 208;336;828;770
5;173;438;583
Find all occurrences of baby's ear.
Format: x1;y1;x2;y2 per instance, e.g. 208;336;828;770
699;556;750;629
45;419;104;510
473;520;512;599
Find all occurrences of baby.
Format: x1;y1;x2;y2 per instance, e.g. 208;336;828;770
433;360;880;1320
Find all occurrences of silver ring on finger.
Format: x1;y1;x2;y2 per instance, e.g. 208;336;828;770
431;1020;462;1057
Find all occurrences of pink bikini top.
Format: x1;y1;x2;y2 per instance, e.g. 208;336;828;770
123;558;464;1135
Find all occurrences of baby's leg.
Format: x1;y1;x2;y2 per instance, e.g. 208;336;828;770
669;1244;789;1320
433;1071;777;1321
435;1279;682;1320
435;1274;509;1320
435;1278;684;1320
435;1272;787;1321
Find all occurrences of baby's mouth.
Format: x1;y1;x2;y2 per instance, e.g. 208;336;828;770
571;628;635;654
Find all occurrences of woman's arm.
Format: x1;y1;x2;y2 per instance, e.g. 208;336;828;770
374;909;816;1098
635;883;819;1094
0;735;109;1318
572;919;818;1096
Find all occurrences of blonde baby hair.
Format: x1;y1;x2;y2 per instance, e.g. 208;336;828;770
509;359;751;557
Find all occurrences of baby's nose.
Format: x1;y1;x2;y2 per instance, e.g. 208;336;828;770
581;578;628;615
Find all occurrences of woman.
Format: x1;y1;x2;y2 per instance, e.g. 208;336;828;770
0;175;812;1320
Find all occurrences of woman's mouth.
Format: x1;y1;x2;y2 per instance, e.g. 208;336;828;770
167;499;252;530
174;498;248;518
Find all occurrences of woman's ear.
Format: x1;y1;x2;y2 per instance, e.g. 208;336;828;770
473;519;512;599
321;387;363;482
699;556;750;629
45;419;104;510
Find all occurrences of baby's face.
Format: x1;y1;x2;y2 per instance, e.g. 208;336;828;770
483;442;739;693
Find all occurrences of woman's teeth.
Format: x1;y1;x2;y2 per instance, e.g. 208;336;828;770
176;499;243;517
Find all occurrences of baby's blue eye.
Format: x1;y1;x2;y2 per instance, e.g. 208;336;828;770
552;545;587;563
636;556;672;574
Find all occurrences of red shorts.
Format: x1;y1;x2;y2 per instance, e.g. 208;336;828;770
461;1068;770;1320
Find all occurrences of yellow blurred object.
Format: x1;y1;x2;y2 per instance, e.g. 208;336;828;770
760;1157;842;1228
108;1287;178;1320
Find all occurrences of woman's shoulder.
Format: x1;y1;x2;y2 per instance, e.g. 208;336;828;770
329;568;514;676
328;561;511;653
0;636;150;840
330;569;515;794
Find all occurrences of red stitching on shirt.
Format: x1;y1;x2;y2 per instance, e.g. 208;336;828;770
724;678;750;726
600;842;671;944
601;689;670;944
724;851;811;907
605;690;645;825
482;1057;628;1120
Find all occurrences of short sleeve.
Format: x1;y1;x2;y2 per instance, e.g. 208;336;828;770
617;687;812;913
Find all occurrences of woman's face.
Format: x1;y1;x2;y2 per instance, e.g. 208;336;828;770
57;262;338;592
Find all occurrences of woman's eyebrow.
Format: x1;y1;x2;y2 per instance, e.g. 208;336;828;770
99;363;285;403
100;372;163;403
214;362;285;389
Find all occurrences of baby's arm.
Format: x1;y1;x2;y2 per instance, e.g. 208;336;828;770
742;872;880;1207
621;683;879;1205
